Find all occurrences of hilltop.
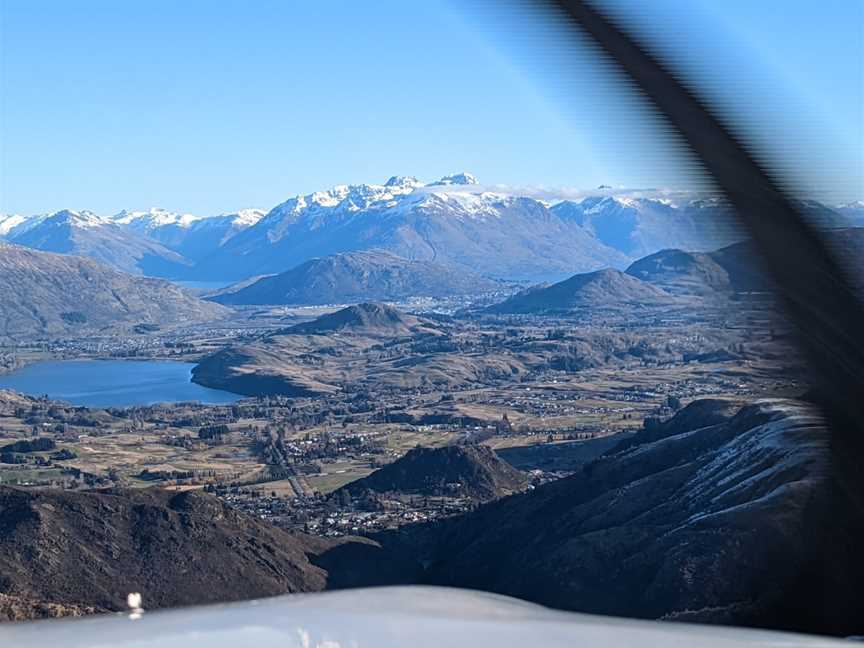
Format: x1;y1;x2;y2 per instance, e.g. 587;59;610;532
484;268;676;315
211;250;505;305
625;249;733;296
335;445;528;501
191;304;438;396
285;302;428;336
627;230;864;297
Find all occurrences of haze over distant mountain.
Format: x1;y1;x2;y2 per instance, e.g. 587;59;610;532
110;208;266;262
193;174;634;281
210;250;505;306
838;201;864;226
624;230;864;297
485;268;676;315
6;210;192;277
625;249;735;296
4;177;855;283
0;242;226;340
550;196;739;259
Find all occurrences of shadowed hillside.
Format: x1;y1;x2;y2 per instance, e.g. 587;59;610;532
316;399;864;635
0;487;352;621
335;445;528;501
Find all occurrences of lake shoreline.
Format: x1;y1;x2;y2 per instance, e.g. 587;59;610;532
0;359;243;408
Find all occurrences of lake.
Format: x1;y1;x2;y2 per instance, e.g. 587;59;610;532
0;360;242;408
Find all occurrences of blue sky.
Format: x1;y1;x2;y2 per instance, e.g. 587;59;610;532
1;0;861;216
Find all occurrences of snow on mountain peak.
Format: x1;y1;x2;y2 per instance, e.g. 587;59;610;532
50;209;107;229
429;172;479;186
0;214;27;237
384;175;423;189
268;179;424;224
112;208;203;230
227;209;266;227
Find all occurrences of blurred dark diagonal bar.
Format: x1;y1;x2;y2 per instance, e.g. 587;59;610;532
537;0;864;623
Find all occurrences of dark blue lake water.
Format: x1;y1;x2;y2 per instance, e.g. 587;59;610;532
0;360;241;408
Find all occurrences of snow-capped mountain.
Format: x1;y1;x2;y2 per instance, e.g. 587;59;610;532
111;207;203;234
0;213;50;240
6;174;856;283
429;172;479;186
110;208;265;261
550;196;738;259
194;174;634;281
0;214;29;238
838;200;864;226
7;209;193;277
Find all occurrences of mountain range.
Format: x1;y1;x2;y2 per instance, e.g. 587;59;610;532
492;227;864;316
6;210;192;278
16;174;855;283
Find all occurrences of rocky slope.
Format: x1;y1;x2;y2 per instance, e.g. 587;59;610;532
211;250;505;305
317;399;864;635
335;445;528;501
0;487;349;620
0;242;226;340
